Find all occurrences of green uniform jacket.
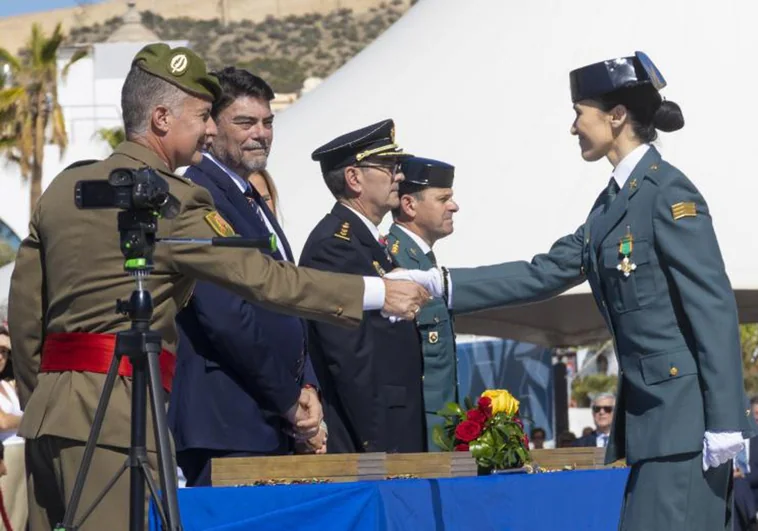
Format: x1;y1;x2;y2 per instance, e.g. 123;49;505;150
387;224;457;451
449;147;756;465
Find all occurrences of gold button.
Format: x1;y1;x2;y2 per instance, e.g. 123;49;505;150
585;238;590;244
650;164;659;171
363;441;369;448
434;316;440;324
422;375;425;381
669;367;678;377
335;306;343;316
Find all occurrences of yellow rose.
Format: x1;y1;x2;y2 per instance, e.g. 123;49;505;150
481;389;520;417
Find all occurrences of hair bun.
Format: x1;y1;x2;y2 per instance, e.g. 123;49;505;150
654;100;684;132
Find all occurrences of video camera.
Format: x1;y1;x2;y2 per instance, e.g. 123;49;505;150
75;167;180;218
75;167;181;271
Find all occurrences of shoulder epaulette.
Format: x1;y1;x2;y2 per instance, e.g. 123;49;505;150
334;221;351;241
64;159;100;171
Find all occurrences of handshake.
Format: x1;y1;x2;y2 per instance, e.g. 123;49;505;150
380;268;446;320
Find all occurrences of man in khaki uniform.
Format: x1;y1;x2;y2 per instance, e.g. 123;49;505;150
8;44;428;531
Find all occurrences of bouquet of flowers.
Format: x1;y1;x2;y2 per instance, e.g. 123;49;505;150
433;389;531;472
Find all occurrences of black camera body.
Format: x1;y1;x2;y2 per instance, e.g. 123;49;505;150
75;167;180;271
75;167;179;218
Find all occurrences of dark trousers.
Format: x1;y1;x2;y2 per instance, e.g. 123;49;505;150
619;452;733;531
177;449;267;487
734;476;758;531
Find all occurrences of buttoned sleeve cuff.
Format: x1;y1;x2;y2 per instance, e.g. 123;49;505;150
362;276;385;311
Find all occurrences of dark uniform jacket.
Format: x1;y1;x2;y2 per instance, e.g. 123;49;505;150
169;155;318;454
8;142;364;452
299;203;425;453
450;146;756;465
387;224;457;451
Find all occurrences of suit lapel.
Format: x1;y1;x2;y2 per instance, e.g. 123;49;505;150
332;203;394;274
591;147;662;256
195;156;285;260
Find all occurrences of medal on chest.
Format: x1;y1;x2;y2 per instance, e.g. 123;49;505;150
616;226;636;277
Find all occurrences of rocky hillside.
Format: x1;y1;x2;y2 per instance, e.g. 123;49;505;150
63;1;415;93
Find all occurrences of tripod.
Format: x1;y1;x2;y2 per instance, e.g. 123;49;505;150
56;271;182;531
63;169;278;530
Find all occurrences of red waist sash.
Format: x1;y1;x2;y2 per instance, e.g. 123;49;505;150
40;332;175;392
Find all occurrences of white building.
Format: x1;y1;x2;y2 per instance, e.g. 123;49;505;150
0;1;185;240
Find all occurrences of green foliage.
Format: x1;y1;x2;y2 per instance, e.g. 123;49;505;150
742;324;758;396
241;57;306;94
571;374;618;407
65;3;411;92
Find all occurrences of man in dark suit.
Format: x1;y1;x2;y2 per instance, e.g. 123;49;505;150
168;67;325;487
300;120;425;453
573;393;615;448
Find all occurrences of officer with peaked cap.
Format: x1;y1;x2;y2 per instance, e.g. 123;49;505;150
300;119;428;453
8;47;429;530
388;52;757;530
386;157;459;451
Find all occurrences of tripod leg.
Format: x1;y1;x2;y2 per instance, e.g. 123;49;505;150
146;349;182;530
60;352;122;528
129;356;147;531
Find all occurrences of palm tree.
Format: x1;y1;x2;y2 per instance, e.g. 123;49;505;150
94;126;125;151
0;23;87;214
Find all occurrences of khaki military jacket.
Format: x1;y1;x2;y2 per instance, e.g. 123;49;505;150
9;142;363;450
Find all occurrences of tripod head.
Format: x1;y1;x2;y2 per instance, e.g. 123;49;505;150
75;167;180;275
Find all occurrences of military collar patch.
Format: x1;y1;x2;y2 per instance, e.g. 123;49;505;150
204;211;235;237
391;240;400;255
334;221;351;241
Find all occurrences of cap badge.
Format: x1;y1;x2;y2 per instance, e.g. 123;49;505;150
169;53;189;76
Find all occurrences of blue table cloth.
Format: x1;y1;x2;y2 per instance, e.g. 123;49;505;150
150;468;629;530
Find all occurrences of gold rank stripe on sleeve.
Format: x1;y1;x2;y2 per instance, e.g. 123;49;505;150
671;202;697;221
334;221;351;241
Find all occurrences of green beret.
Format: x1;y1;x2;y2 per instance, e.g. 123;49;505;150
131;43;221;101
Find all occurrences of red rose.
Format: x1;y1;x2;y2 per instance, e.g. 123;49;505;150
455;420;483;443
523;434;530;447
455;443;470;451
477;396;493;416
466;409;488;426
513;417;523;429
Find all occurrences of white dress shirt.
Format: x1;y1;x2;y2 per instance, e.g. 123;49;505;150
611;143;650;190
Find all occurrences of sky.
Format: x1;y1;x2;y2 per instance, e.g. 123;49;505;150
0;0;106;18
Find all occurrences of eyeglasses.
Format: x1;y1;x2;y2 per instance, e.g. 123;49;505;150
592;405;614;414
356;162;402;176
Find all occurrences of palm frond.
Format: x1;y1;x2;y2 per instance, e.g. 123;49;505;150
41;23;64;64
50;104;68;151
61;49;88;79
0;48;22;73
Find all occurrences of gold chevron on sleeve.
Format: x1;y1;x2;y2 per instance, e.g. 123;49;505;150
671;201;697;221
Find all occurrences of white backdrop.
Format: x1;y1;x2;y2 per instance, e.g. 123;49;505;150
266;0;758;345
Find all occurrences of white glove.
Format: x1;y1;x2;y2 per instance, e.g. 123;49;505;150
702;431;745;471
384;268;445;299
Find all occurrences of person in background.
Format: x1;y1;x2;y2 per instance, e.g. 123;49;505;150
0;321;24;531
530;427;546;450
574;393;615;448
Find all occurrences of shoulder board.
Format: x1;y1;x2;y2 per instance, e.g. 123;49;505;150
64;159;100;171
333;221;351;241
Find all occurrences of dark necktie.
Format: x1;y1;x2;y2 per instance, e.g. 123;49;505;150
244;186;267;224
605;178;620;211
426;250;437;266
